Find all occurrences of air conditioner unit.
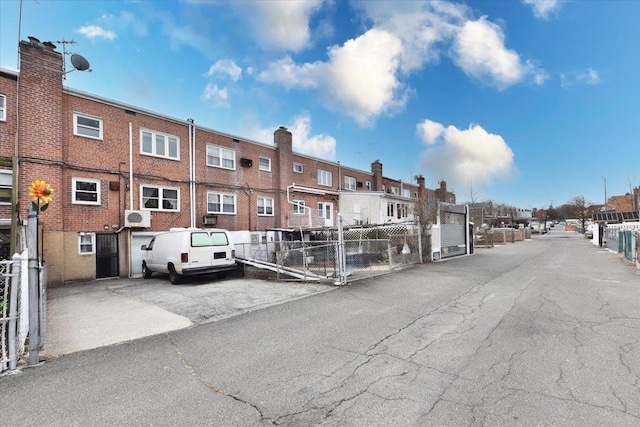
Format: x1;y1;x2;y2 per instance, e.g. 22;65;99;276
124;210;151;228
202;214;217;225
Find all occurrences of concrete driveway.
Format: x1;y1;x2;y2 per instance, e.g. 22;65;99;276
43;275;334;359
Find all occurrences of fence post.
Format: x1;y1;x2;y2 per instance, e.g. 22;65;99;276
27;208;40;366
337;214;346;285
417;220;423;263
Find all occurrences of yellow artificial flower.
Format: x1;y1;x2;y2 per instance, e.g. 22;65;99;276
29;180;55;204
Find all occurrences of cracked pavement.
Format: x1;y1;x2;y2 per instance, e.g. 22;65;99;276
2;228;639;426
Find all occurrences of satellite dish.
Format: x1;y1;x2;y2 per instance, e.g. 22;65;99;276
70;54;91;71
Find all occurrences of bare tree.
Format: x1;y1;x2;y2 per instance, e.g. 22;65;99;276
566;195;591;233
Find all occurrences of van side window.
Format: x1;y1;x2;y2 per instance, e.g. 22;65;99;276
147;237;155;250
211;232;229;246
191;232;211;247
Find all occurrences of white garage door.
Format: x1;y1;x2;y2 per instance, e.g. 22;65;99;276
131;233;158;277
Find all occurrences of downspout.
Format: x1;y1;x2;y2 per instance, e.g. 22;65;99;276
243;183;253;231
188;119;195;228
128;122;133;209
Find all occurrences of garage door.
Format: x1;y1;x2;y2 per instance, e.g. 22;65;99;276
131;233;158;277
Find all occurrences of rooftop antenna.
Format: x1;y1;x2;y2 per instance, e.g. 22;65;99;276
56;39;92;78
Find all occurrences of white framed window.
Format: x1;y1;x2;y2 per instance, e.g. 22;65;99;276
365;181;371;190
207;144;236;170
141;185;179;211
344;176;356;191
141;129;179;160
318;169;332;187
382;184;386;192
72;177;101;205
292;200;305;214
259;156;271;172
78;233;95;255
293;163;304;173
391;186;399;195
257;197;274;216
0;170;12;204
318;202;332;220
207;192;236;214
0;95;6;122
387;203;394;217
73;112;103;140
403;189;411;198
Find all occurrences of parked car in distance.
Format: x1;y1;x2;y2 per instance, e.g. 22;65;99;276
141;228;237;284
585;224;595;239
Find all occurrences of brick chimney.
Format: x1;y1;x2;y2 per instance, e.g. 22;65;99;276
416;175;426;200
371;160;383;192
274;126;293;228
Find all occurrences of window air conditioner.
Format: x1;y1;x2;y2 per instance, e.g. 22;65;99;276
202;214;218;225
124;210;151;228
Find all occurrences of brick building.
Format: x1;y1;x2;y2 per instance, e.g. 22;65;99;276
0;37;455;285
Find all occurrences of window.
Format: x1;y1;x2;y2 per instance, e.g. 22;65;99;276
293;163;304;173
259;157;271;172
141;185;179;211
257;197;274;216
318;169;332;187
365;181;371;190
73;113;103;140
72;177;101;205
391;186;399;195
207;192;236;214
292;200;305;214
403;189;411;198
0;95;6;122
344;176;356;191
382;184;386;192
387;202;394;217
318;202;332;220
0;170;11;204
141;129;179;160
207;144;236;170
78;233;95;255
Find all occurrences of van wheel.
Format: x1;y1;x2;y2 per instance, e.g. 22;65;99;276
168;264;182;285
142;262;152;279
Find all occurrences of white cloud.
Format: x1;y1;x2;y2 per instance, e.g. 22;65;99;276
523;0;563;20
560;68;601;88
451;17;545;90
201;84;229;108
205;59;242;81
416;119;445;145
246;113;336;160
259;29;406;127
234;0;324;52
76;25;117;41
418;119;515;190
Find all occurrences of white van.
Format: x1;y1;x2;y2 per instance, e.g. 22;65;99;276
141;228;237;284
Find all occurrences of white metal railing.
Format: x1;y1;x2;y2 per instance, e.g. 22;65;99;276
1;251;28;373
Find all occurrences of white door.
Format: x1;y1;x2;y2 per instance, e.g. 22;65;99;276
131;234;157;277
318;202;334;227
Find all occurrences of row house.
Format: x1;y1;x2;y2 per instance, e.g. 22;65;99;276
0;37;454;285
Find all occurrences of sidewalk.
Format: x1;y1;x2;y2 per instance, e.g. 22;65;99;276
42;276;334;359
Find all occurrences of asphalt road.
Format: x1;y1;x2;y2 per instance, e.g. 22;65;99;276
2;228;639;426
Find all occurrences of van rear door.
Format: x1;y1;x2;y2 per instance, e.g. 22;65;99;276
189;231;213;268
210;231;232;265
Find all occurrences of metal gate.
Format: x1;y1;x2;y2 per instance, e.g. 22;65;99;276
440;204;467;259
96;233;119;278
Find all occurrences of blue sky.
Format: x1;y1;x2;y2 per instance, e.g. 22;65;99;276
1;0;639;210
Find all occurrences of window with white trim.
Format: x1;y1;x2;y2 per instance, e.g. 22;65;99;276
141;185;179;211
387;202;394;217
403;189;411;198
391;186;399;195
257;197;274;216
293;163;304;173
141;129;179;160
0;95;6;122
259;156;271;172
72;177;101;205
318;169;332;187
207;192;236;214
0;170;12;204
207;144;236;170
365;181;371;190
78;233;95;255
344;176;356;191
292;200;305;214
73;113;103;140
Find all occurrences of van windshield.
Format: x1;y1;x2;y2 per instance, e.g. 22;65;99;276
211;232;229;246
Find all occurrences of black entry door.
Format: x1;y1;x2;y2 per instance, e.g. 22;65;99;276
96;233;119;278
